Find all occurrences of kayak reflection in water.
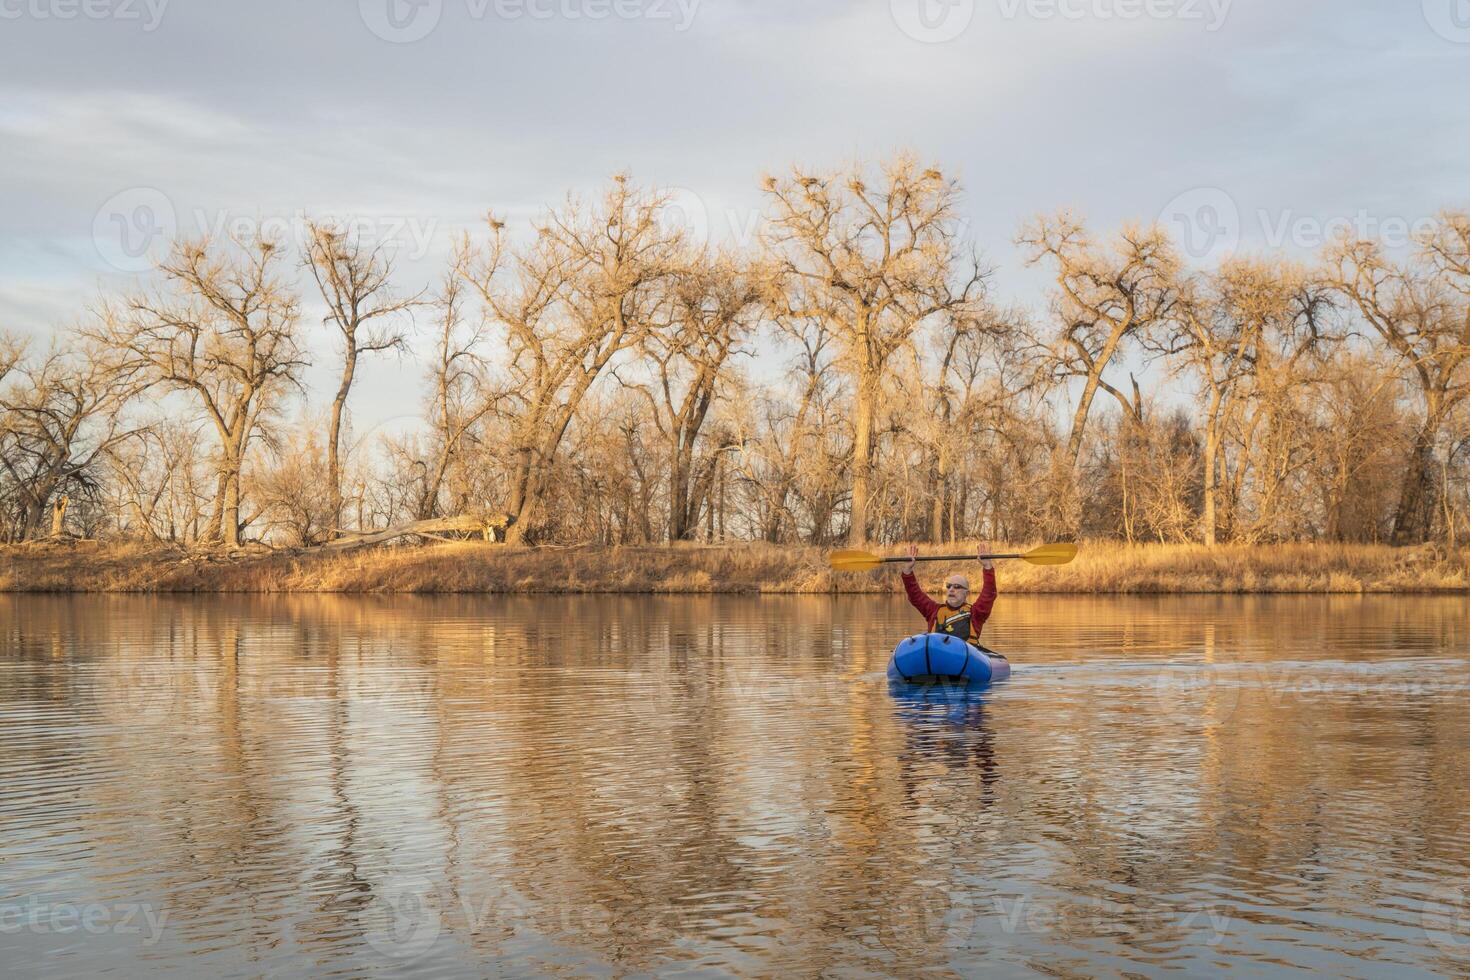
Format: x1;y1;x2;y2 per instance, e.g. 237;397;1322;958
891;685;1001;801
899;540;1005;660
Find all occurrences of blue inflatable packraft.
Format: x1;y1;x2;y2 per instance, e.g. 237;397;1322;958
886;633;1012;686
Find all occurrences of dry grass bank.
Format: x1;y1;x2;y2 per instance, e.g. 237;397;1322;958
0;539;813;594
1;538;1467;594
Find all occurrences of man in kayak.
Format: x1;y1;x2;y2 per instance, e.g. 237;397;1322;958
900;541;1000;651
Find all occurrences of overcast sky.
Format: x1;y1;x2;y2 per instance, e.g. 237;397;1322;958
3;0;1467;429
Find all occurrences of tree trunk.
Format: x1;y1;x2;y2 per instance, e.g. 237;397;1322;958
206;470;228;543
929;453;945;544
1443;454;1456;550
50;495;68;536
327;347;358;537
705;480;715;542
717;456;726;541
1120;438;1134;545
319;515;492;551
505;479;540;546
1201;416;1219;547
222;466;242;548
22;497;48;540
1391;420;1438;545
1066;370;1106;469
668;454;694;541
847;373;879;545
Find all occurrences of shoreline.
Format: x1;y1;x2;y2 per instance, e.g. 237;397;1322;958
2;539;1467;595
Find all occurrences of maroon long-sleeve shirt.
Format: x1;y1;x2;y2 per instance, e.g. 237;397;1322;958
901;567;997;644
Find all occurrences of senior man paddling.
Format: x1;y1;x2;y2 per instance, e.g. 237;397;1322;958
900;541;1001;652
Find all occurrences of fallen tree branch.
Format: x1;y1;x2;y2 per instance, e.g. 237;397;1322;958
314;513;515;552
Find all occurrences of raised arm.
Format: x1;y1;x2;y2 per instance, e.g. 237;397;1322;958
971;540;998;624
899;544;940;619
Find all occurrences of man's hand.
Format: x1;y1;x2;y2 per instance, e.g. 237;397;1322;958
978;540;995;570
904;544;917;575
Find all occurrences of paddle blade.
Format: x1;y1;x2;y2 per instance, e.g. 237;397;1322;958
1021;542;1078;566
829;549;884;572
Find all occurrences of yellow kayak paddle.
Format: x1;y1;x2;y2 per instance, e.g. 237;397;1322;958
829;542;1078;572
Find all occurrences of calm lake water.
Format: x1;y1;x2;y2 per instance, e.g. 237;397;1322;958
2;592;1468;978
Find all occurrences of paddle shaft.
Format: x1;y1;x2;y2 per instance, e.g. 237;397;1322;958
876;554;1023;564
828;543;1075;572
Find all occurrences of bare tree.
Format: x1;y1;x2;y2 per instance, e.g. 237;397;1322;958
101;235;308;548
254;421;334;547
763;154;989;544
303;222;419;536
102;419;212;543
1328;212;1470;543
1443;405;1470;547
1083;410;1201;543
460;175;684;543
628;251;765;541
1310;358;1409;541
415;269;494;521
733;315;848;544
1021;214;1182;468
0;332;144;539
904;303;1026;542
1167;259;1334;544
0;332;22;383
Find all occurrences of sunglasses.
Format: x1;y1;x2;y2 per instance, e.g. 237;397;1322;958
945;584;968;591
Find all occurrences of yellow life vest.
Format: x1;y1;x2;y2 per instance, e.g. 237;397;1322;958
935;603;977;644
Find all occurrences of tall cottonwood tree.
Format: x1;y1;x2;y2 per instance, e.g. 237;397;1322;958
1022;214;1182;467
631;252;765;541
303;222;418;536
1020;215;1181;536
1167;259;1333;545
104;236;307;548
1329;212;1470;543
763;155;989;544
905;304;1024;543
1310;356;1410;541
736;317;845;544
418;269;494;521
460;175;684;543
